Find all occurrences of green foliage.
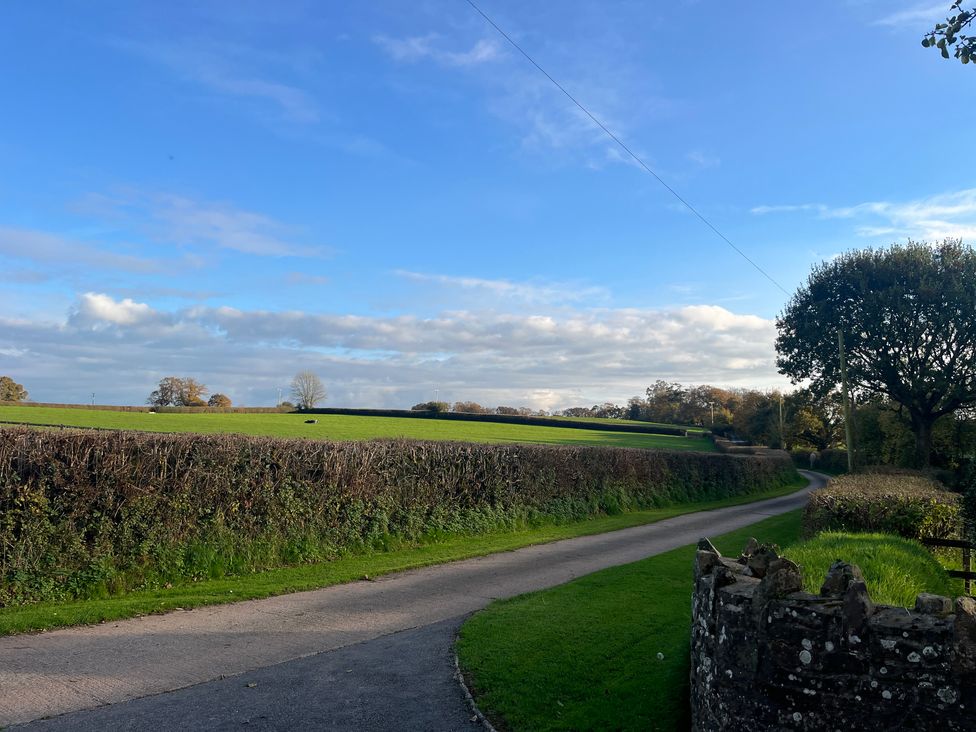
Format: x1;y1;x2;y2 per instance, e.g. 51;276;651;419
410;401;450;412
787;532;956;608
789;448;850;474
0;428;795;606
0;404;703;446
0;376;28;403
777;240;976;466
147;376;208;407
0;481;806;635
958;459;976;539
921;2;975;64
802;473;961;541
207;393;232;408
457;510;803;732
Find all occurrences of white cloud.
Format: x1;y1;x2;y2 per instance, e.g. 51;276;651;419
285;272;330;286
374;25;669;169
873;3;947;28
78;190;330;258
686;150;720;169
0;226;165;273
71;292;157;327
750;203;827;216
2;294;787;409
118;38;320;123
395;270;609;305
750;188;976;242
374;34;502;67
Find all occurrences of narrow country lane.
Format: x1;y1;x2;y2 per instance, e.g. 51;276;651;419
1;471;825;730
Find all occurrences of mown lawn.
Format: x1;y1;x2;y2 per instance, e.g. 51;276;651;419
0;405;715;451
457;510;804;732
0;479;806;636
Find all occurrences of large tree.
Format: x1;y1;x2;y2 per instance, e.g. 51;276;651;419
208;393;232;408
776;240;976;466
291;371;327;409
0;376;28;402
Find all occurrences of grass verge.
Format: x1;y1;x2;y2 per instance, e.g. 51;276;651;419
456;510;804;732
0;477;806;636
787;531;960;607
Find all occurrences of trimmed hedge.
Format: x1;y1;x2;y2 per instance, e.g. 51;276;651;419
0;427;795;606
802;473;961;541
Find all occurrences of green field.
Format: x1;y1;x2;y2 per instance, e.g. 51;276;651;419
457;510;803;732
0;405;715;451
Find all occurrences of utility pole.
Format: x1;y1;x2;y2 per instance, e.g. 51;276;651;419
837;329;855;472
91;392;95;406
778;393;785;450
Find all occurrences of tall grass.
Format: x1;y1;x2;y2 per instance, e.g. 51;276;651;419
787;532;958;607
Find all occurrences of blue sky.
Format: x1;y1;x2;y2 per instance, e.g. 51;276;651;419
2;1;974;409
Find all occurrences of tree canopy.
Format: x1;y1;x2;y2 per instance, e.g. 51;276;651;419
0;376;28;402
776;240;976;466
147;376;208;407
922;2;975;65
207;393;232;408
291;371;327;409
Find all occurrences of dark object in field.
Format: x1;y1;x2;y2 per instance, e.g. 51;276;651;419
305;419;318;424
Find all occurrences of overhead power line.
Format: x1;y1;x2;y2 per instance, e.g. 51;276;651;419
464;0;790;297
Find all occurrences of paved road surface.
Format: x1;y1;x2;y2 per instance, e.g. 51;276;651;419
2;471;824;729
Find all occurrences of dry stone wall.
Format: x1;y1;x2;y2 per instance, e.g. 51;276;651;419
690;538;976;731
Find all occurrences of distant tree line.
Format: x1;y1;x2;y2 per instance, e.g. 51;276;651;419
147;377;232;408
411;401;550;417
145;371;328;410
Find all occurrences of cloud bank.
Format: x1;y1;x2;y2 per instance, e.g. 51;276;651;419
751;188;976;242
0;294;785;410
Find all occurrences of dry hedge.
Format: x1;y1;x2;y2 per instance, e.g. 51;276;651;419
802;472;961;540
0;427;795;605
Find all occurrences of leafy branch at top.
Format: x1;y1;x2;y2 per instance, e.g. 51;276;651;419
922;1;975;65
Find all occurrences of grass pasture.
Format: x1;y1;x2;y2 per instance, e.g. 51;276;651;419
457;510;804;732
0;405;715;450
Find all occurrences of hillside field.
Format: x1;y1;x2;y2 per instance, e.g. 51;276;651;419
0;405;715;451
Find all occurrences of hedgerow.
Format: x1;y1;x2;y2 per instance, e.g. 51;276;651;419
802;472;961;541
789;448;850;473
0;427;795;606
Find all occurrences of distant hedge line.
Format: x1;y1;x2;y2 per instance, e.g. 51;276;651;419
296;407;690;435
0;427;794;606
0;401;290;414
